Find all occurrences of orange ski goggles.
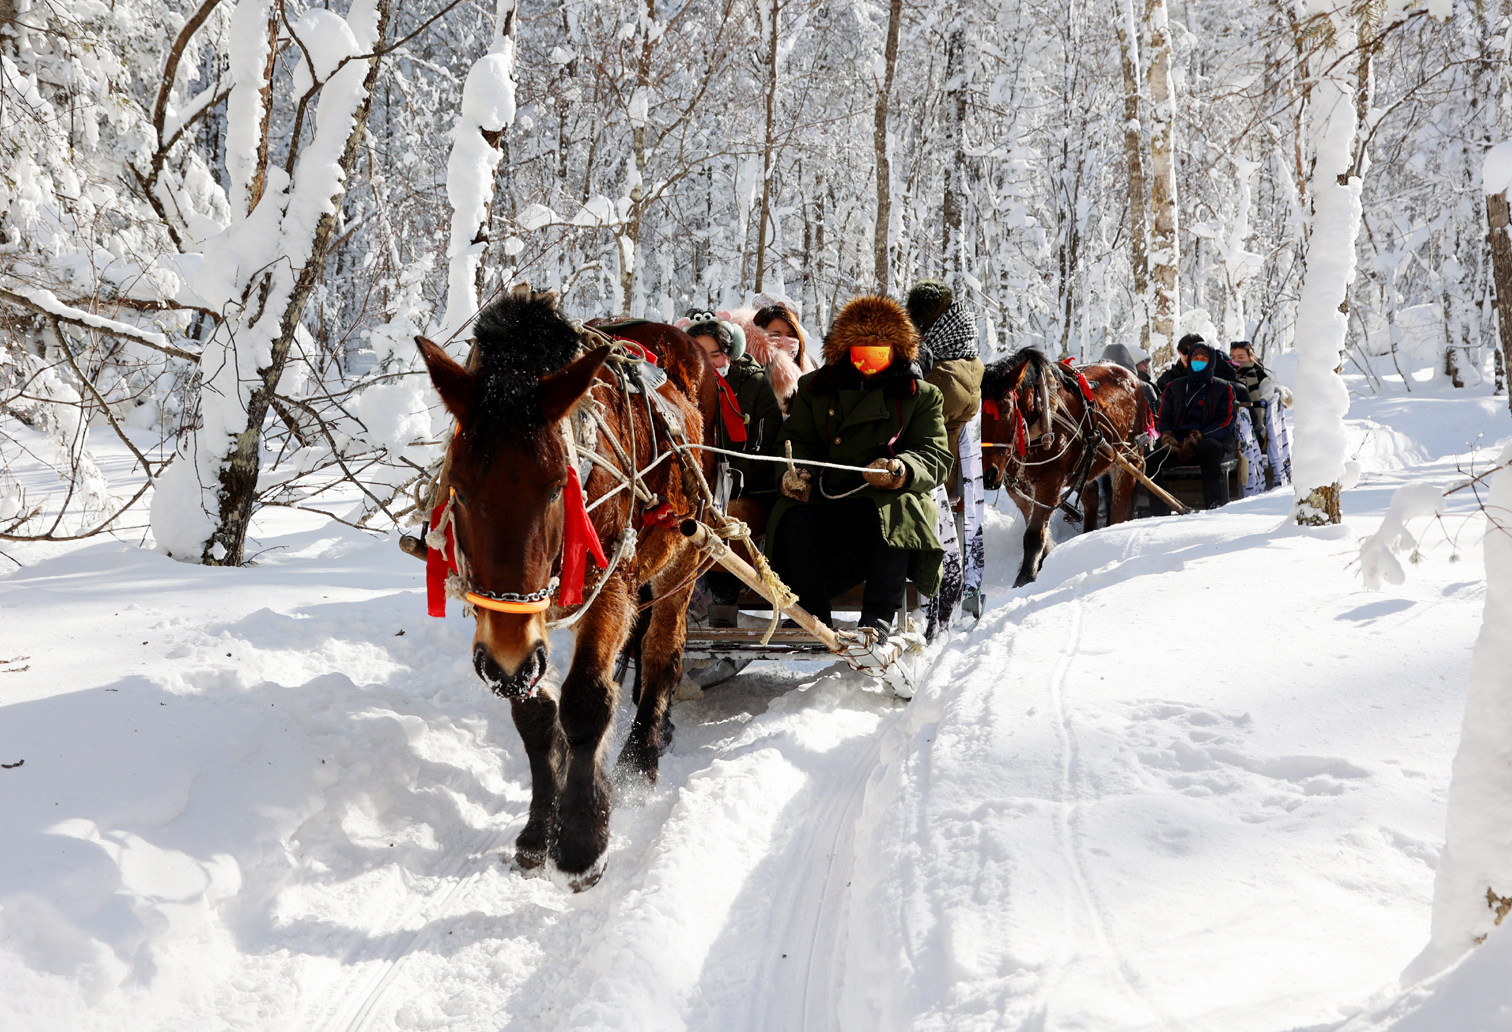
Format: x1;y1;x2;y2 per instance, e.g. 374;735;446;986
850;345;893;376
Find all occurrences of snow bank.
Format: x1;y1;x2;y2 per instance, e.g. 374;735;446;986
1409;445;1512;977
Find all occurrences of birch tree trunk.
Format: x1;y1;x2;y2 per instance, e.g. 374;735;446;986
941;17;969;291
1144;0;1179;365
1117;0;1149;352
151;0;392;565
1486;144;1512;415
1290;0;1360;527
872;0;903;292
439;0;519;341
754;0;781;292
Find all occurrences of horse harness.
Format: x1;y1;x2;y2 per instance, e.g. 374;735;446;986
987;360;1122;519
428;327;723;634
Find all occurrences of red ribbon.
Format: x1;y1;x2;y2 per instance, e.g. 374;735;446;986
1059;356;1096;402
981;399;1000;420
558;465;607;607
1015;410;1029;457
427;500;456;618
715;376;748;443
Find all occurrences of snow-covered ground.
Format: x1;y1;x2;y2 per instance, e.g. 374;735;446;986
2;371;1509;1031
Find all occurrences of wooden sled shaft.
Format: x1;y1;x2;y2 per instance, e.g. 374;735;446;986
1097;442;1192;515
679;520;842;653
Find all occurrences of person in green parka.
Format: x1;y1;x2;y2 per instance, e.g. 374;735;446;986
769;294;953;636
685;311;785;627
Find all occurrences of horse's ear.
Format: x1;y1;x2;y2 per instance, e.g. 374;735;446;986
416;336;475;424
540;345;611;424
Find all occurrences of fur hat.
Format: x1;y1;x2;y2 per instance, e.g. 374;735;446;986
822;295;921;366
905;280;955;333
685;310;744;362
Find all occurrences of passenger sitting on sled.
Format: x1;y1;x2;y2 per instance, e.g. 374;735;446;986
1151;338;1241;510
768;295;953;638
685;312;785;628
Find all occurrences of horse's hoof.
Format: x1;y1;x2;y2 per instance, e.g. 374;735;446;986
512;844;547;870
547;853;607;893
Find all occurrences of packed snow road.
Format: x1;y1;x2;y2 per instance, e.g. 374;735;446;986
0;391;1502;1030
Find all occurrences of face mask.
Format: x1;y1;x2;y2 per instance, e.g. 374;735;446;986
1191;359;1209;372
850;345;892;376
714;364;727;378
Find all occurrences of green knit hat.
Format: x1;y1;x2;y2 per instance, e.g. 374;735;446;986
906;280;954;333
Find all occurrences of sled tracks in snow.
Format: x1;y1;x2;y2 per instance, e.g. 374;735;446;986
297;822;517;1032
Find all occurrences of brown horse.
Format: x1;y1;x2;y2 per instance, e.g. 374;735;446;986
417;289;717;890
980;349;1148;587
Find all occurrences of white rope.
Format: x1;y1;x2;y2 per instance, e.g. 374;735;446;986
583;448;675;512
678;442;894;476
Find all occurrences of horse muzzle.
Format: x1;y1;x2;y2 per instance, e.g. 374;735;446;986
983;465;1002;491
473;642;548;699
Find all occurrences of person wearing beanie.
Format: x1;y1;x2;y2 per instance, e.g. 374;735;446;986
767;295;952;637
685;310;785;627
1156;332;1240;393
905;279;984;489
1151;339;1243;509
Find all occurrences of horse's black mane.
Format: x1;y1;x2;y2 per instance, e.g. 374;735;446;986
467;292;584;452
982;347;1062;403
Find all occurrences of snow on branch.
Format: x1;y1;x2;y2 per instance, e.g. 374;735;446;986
0;287;200;362
1358;462;1512;590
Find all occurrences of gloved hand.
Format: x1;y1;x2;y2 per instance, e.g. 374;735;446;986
1157;432;1178;451
780;467;811;502
1185;429;1203;444
863;457;908;489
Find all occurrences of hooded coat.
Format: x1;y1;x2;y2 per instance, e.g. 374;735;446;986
768;295;953;597
1157;353;1241;441
1102;343;1159;408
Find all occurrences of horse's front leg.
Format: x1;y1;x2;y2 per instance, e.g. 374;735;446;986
551;580;634;890
1082;477;1101;534
1015;487;1056;587
509;693;564;869
616;548;699;780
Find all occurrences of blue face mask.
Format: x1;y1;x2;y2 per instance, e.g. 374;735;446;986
1191;359;1209;372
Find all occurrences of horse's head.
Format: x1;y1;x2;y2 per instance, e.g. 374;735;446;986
980;357;1035;491
417;298;610;699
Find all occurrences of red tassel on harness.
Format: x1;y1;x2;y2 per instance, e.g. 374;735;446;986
558;465;608;608
1059;356;1096;403
1015;410;1029;457
715;376;748;443
981;399;1000;420
427;500;456;618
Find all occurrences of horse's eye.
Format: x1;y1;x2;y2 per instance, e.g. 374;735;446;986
549;484;564;502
